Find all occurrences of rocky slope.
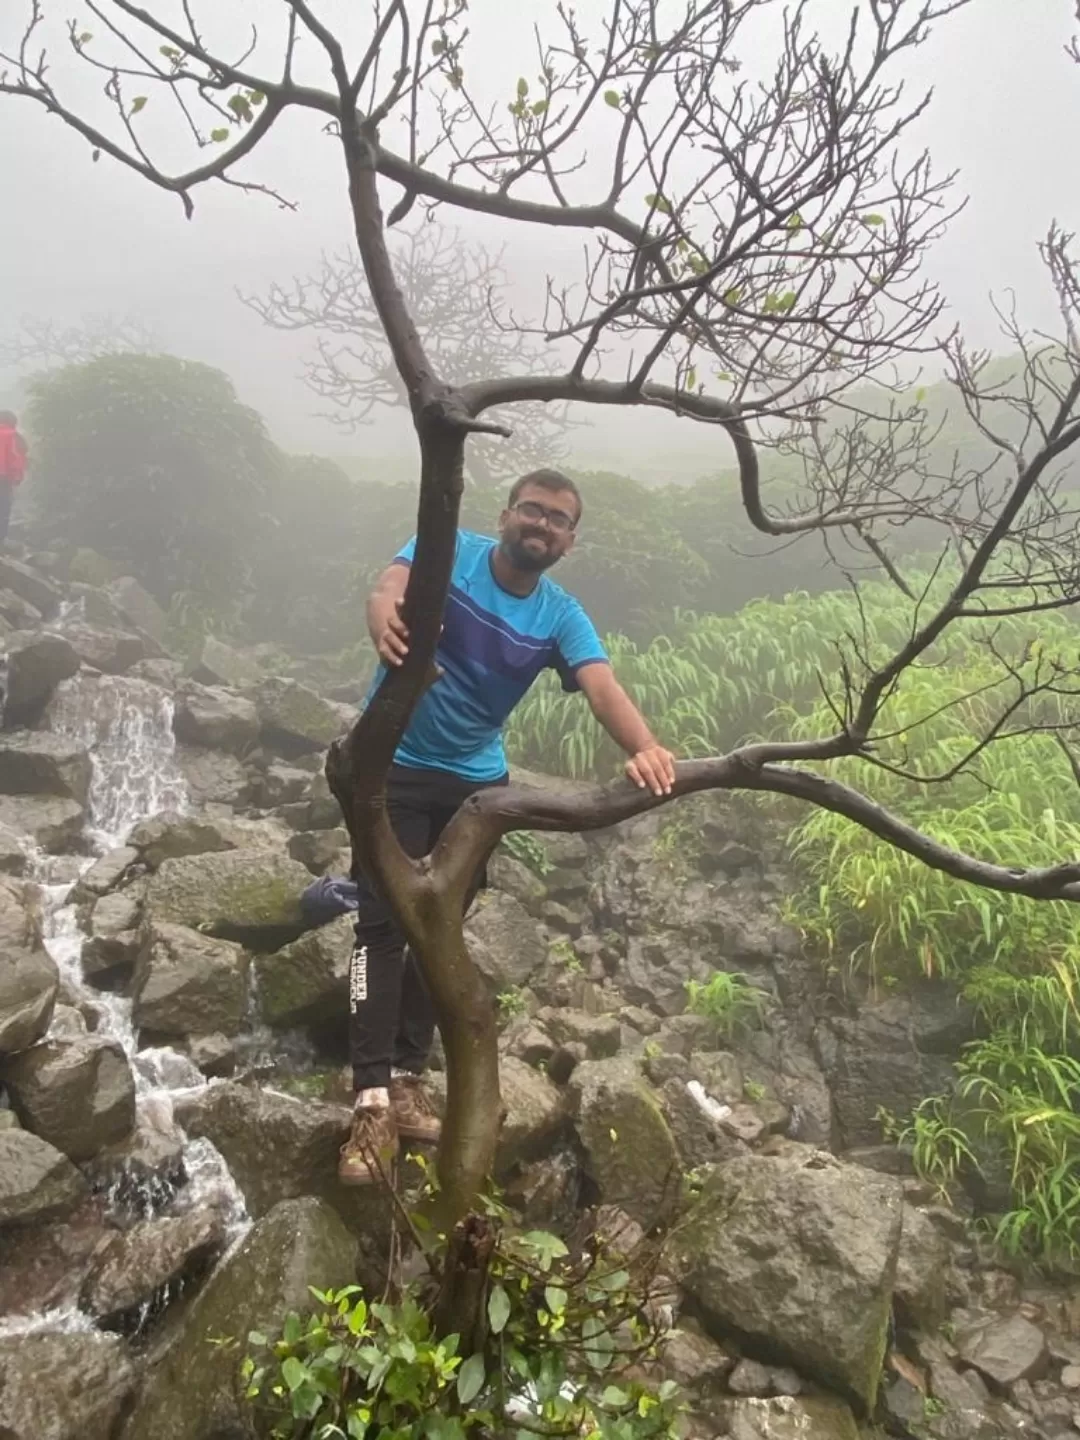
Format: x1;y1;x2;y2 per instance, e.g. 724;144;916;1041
0;544;1076;1440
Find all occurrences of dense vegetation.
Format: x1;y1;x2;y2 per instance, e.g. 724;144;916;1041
511;580;1080;1264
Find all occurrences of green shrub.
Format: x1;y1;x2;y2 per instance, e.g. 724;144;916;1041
242;1228;683;1440
684;971;765;1036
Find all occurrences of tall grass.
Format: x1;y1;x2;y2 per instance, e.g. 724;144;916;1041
509;573;1080;1262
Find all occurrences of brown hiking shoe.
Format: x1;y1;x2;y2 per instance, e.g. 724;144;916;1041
389;1074;441;1144
338;1102;398;1186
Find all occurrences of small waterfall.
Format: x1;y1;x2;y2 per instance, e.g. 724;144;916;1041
0;674;248;1337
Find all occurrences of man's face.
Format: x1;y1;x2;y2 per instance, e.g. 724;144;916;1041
498;485;579;573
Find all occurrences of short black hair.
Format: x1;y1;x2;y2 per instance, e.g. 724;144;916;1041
507;468;583;526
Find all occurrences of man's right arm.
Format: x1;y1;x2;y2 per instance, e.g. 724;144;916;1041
367;562;411;666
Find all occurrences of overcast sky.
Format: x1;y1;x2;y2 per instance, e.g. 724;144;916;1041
1;0;1077;480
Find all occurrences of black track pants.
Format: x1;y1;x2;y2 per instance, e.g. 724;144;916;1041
348;763;507;1092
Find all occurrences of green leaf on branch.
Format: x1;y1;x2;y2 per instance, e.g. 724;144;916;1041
532;100;549;116
210;128;230;143
544;1285;568;1316
862;213;885;226
776;291;798;313
787;212;804;231
281;1356;307;1392
457;1353;486;1405
517;77;529;97
78;32;93;44
227;93;253;122
645;192;671;215
723;287;743;305
488;1285;512;1335
130;96;148;115
604;89;621;108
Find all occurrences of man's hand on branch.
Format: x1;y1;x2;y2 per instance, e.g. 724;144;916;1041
626;744;677;798
374;596;410;667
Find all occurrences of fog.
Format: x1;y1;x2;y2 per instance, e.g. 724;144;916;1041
1;0;1078;481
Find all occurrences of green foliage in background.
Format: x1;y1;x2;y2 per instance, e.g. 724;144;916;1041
242;1228;682;1440
25;353;281;607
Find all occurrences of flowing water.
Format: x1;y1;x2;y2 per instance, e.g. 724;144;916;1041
0;673;248;1338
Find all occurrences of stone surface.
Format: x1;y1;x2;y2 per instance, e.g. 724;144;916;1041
895;1203;951;1330
816;988;973;1150
129;810;240;870
70;845;139;903
5;630;80;713
80;1205;229;1326
120;1198;359;1440
498;1054;567;1163
173;681;259;755
144;848;311;946
570;1056;682;1228
288;826;351;875
0;822;27;875
193;633;264;689
0;792;84;851
1;1036;137;1161
173;744;251;808
0;908;58;1055
133;921;250;1037
671;1150;903;1411
0;1331;137;1440
107;575;168;641
255;674;346;755
956;1315;1050;1388
465;890;547;991
254;913;353;1029
713;1397;860;1440
0;1127;87;1226
61;621;148;674
172;1081;391;1264
0;729;91;804
0;554;62;615
541;1007;621;1058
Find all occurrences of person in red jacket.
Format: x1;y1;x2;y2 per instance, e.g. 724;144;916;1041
0;412;27;545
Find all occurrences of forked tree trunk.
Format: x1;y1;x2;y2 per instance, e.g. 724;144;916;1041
326;416;504;1233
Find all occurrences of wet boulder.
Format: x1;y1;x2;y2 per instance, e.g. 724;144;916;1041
0;1330;137;1440
670;1150;903;1412
0;730;92;804
3;631;80;714
192;633;263;689
121;1197;359;1440
70;845;139;903
465;890;547;991
0;793;85;852
129;809;239;869
254;675;347;756
143;848;311;947
132;921;250;1038
80;888;142;981
173;745;251;808
0;1036;137;1161
955;1314;1050;1388
0;1127;87;1226
80;1204;228;1328
172;680;259;756
712;1397;860;1440
0;940;58;1057
0;554;63;616
58;621;150;675
569;1056;682;1228
107;575;168;642
254;913;353;1030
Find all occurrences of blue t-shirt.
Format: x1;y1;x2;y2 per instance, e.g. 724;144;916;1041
367;530;608;781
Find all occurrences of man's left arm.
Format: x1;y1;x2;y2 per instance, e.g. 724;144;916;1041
576;662;676;797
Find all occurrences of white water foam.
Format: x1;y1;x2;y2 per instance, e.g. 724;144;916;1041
4;674;249;1335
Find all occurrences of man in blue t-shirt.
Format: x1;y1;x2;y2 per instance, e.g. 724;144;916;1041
339;468;676;1184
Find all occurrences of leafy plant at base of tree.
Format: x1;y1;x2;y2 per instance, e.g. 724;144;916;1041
242;1228;682;1440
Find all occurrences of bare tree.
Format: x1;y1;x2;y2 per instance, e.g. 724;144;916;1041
0;312;158;370
8;0;1080;1262
242;225;574;485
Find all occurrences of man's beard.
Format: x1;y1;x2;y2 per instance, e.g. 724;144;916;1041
502;533;560;573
